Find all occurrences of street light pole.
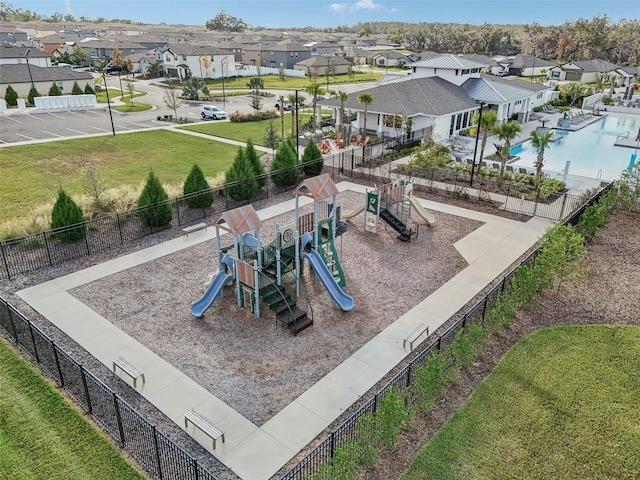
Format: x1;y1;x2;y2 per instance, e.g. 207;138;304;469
469;102;485;187
221;57;227;108
25;48;35;92
102;72;116;136
295;89;300;158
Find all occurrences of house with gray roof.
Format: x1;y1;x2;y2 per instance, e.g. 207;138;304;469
548;59;623;84
0;64;94;97
0;45;51;67
505;55;556;78
162;43;234;80
409;54;489;86
294;54;351;77
319;76;479;139
261;41;312;69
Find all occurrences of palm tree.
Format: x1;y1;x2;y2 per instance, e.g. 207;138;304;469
305;83;322;129
357;92;375;135
471;109;498;178
331;89;348;125
560;82;586;107
492;121;522;181
246;77;264;95
530;129;553;188
287;93;297;138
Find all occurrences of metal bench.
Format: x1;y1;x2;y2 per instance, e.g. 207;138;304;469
182;222;208;236
184;410;225;449
112;356;145;388
403;323;429;351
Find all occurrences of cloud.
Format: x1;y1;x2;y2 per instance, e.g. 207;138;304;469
352;0;383;11
329;3;348;12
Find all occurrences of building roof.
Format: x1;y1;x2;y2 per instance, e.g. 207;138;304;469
0;45;49;59
320;76;477;117
0;64;93;84
410;54;489;70
294;174;339;201
479;73;549;92
566;59;621;73
215;205;262;236
295;55;350;67
462;76;540;103
166;43;228;56
509;55;556;69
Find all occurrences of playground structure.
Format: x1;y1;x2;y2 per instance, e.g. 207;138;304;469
190;174;353;334
343;180;435;241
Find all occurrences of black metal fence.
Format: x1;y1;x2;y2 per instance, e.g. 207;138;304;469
0;296;220;480
278;183;612;480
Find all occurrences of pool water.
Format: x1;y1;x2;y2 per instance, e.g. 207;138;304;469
509;115;640;181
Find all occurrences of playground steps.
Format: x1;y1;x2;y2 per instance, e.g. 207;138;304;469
259;280;312;335
318;241;346;287
380;209;413;242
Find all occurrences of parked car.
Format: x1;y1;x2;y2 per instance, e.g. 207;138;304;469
201;105;227;120
274;100;292;111
104;65;122;74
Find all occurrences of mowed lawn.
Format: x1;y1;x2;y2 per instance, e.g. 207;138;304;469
0;130;238;223
403;325;640;480
0;339;145;479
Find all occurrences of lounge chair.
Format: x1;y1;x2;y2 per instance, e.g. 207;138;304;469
354;134;362;146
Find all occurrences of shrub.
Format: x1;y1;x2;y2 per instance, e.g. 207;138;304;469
601;95;613;106
48;82;62;96
84;83;95;95
375;387;410;450
409;139;451;169
4;85;18;106
50;188;86;242
27;86;41;105
270;139;300;188
312;442;358;480
183;164;213;208
245;139;266;188
302;138;323;176
71;81;83;95
229;110;276;122
137;171;172;227
411;351;455;414
225;148;258;201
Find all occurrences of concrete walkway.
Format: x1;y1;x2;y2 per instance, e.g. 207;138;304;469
17;182;552;480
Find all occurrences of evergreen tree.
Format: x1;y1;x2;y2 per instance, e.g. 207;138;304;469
302;138;323;176
71;81;83;95
137;171;172;227
84;83;95;95
49;82;62;96
183;163;213;208
245;139;266;188
270;139;300;188
50;188;86;242
262;116;280;153
225;148;258;201
4;85;18;106
27;86;41;105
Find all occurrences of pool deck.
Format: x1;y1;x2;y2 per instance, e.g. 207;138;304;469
17;181;553;480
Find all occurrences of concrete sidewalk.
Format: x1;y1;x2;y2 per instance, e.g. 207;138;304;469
17;182;552;480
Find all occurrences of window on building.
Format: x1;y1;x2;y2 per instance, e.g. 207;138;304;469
449;115;455;136
182;55;186;61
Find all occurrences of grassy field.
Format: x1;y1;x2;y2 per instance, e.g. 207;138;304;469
0;339;145;479
0;130;238;223
180;112;313;146
403;325;640;480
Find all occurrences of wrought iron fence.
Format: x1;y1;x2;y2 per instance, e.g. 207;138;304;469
278;184;612;480
0;296;219;480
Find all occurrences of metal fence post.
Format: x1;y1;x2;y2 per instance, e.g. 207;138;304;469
559;193;568;220
52;341;64;387
80;366;93;414
481;296;488;321
113;392;126;444
152;425;164;479
175;198;181;226
27;322;40;363
0;241;10;280
42;232;54;266
330;431;335;458
116;213;124;244
193;458;199;480
84;224;90;255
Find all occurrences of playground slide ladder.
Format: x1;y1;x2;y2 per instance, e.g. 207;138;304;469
318;239;346;287
258;271;312;335
380;193;415;242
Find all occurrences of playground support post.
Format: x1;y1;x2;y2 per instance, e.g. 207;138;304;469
469;102;485;187
253;260;260;318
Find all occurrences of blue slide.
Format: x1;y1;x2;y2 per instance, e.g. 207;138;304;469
302;249;354;311
191;272;235;318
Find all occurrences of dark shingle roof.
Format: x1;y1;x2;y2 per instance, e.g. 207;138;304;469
319;76;477;117
0;64;93;84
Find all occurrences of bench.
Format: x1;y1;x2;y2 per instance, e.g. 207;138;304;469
403;323;429;351
182;222;208;236
184;410;225;449
112;356;145;388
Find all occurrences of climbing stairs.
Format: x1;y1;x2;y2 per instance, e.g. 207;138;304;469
380;208;413;242
259;277;312;335
318;239;346;287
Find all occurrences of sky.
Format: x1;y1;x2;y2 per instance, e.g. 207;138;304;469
9;0;636;28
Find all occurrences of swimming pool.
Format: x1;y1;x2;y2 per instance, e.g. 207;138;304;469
509;115;640;181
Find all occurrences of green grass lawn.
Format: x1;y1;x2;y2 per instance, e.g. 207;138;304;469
0;339;145;479
201;71;381;91
180;113;313;146
0;130;238;223
403;325;640;480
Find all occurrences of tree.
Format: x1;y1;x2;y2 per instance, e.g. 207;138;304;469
471;109;498;178
409;140;451;168
51;188;85;242
245;139;266;188
246;77;264;95
163;84;180;119
492;121;521;181
270;139;300;188
137;171;172;227
200;54;212;78
225;148;257;201
84;83;95;95
126;81;135;105
278;64;285;81
183;164;213;208
357;92;375;135
71;80;83;95
263;116;280;154
331;89;348;125
83;164;106;216
305;83;322;129
560;82;587;107
70;44;87;66
48;82;62;96
302;138;323;176
183;76;204;100
250;95;263;113
530;129;553;188
206;10;247;32
4;85;18;106
27;85;41;105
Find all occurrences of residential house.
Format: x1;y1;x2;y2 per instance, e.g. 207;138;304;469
0;64;94;97
0;45;51;67
548;59;622;84
294;54;351;77
308;42;344;56
409;54;487;86
162;44;234;80
344;47;374;66
0;26;30;44
372;50;412;68
501;55;556;78
125;52;158;75
261;41;312;69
